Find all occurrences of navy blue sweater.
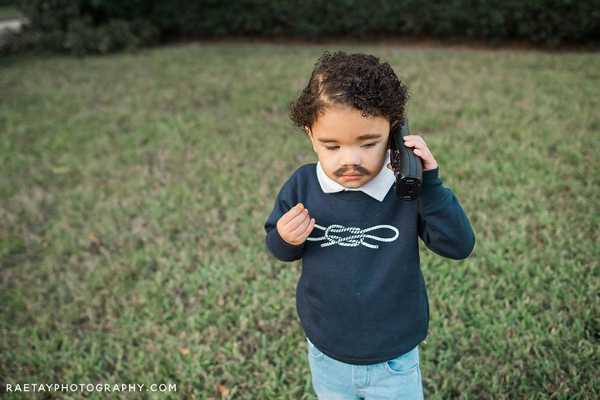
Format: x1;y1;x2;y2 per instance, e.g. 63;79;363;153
264;164;475;365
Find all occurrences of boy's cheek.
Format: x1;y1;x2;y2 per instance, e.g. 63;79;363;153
320;161;336;177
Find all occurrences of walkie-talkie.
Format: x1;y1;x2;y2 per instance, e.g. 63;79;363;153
390;118;423;200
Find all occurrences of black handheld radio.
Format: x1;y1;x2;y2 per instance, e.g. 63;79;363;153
390;118;423;200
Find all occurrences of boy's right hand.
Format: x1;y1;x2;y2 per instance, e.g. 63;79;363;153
277;203;316;246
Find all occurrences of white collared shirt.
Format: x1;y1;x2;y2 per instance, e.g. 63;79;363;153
315;152;395;202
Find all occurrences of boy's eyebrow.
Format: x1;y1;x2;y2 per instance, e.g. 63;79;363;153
357;134;382;140
317;138;340;143
317;134;382;143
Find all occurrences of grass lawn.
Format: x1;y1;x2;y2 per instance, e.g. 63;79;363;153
0;42;598;399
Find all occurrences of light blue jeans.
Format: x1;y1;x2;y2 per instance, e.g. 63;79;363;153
307;339;424;400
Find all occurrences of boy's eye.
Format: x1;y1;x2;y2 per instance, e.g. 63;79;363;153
363;143;377;148
325;146;339;150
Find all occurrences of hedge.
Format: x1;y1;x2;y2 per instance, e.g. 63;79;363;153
5;0;600;54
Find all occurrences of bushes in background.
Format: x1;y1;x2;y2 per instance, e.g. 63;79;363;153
4;0;600;54
2;0;156;55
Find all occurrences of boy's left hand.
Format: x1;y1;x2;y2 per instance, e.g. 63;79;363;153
387;135;438;171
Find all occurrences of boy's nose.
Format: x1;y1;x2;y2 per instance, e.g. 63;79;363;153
340;148;361;166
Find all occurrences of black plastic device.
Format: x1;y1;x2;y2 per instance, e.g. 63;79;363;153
390;118;423;200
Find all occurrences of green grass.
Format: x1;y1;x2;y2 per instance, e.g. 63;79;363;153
0;43;598;399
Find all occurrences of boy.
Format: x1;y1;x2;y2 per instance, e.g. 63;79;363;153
264;51;475;399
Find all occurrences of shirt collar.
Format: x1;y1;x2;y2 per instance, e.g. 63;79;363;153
315;152;395;202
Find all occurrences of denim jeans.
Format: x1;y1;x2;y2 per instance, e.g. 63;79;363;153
307;339;424;400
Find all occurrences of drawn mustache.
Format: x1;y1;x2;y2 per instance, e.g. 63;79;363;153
334;165;370;177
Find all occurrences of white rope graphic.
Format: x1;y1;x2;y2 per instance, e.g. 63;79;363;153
307;224;399;249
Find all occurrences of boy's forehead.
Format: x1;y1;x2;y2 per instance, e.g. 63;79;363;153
311;108;390;140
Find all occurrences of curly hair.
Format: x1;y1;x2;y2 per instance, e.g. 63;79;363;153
289;51;410;134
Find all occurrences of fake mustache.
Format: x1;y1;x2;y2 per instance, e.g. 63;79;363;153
334;165;370;177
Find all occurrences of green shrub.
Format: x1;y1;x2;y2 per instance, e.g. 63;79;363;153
4;0;599;55
64;16;141;55
168;0;600;45
4;0;156;54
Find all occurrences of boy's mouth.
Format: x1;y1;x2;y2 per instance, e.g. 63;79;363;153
340;174;363;181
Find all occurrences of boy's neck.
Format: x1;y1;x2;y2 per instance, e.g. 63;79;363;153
315;159;393;202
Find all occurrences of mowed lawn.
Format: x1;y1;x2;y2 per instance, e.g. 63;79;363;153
0;43;598;399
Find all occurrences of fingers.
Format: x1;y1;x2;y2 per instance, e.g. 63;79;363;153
403;135;428;157
277;203;316;245
403;135;438;171
402;135;427;149
283;204;311;233
305;217;316;239
290;211;314;236
278;203;306;226
292;215;316;242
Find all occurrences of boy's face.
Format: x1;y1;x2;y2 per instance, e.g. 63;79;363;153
307;106;390;189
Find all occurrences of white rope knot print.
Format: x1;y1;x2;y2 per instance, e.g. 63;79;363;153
307;224;399;249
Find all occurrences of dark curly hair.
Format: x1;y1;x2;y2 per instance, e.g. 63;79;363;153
289;51;410;134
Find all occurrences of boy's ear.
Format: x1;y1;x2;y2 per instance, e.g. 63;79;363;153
305;126;317;153
387;119;400;150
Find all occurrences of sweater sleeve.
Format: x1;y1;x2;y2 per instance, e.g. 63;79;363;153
417;168;475;260
264;173;306;262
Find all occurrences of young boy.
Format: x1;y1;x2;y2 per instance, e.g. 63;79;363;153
264;51;475;399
